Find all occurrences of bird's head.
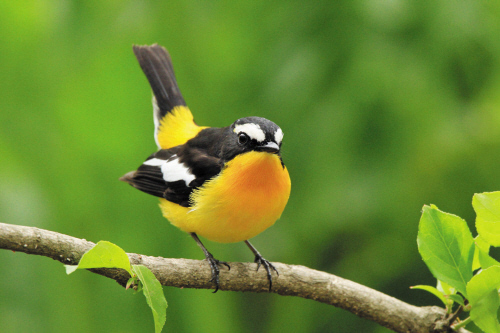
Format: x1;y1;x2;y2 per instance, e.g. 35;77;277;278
222;117;283;161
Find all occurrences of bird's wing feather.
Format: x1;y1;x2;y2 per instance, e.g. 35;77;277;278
120;147;222;207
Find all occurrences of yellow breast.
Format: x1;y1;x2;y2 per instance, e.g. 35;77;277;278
159;151;291;243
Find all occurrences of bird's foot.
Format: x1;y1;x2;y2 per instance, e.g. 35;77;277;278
205;253;230;293
253;254;279;292
190;233;230;293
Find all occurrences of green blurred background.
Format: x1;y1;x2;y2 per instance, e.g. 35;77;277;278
1;1;500;332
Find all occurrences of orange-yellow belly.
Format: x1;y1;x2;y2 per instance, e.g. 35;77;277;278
159;151;291;243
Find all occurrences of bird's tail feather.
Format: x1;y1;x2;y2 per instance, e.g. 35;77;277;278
133;44;205;149
133;44;186;117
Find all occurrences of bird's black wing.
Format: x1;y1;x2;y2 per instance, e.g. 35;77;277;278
120;144;223;208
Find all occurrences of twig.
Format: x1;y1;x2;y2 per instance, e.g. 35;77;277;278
447;305;464;327
452;317;473;331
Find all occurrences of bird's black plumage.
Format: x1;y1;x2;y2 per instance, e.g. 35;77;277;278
121;117;284;208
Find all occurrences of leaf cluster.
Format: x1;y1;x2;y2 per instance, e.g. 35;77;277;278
416;192;500;332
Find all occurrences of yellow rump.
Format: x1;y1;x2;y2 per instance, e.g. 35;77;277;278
157;106;207;149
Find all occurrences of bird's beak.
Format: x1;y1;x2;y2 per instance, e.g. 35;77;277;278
256;141;280;153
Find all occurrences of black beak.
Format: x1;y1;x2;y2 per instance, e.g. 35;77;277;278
255;141;280;154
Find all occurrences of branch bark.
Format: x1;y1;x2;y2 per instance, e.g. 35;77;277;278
0;222;470;333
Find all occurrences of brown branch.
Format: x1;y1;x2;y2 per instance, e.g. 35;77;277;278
0;222;470;333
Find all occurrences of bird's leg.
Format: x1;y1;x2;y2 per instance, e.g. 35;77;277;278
244;240;279;291
190;233;230;293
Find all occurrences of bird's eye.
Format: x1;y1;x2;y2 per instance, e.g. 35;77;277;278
238;132;249;145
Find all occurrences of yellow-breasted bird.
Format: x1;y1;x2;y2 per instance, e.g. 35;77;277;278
121;44;291;292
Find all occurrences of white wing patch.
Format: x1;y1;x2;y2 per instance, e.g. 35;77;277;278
143;156;195;186
234;123;266;142
152;96;161;149
143;158;164;166
274;128;283;145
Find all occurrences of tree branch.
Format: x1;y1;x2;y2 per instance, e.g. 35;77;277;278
0;222;470;333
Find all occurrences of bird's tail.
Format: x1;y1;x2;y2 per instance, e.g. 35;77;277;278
133;44;205;149
133;44;186;119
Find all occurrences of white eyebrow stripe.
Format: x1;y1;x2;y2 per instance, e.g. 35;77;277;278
234;123;266;142
143;157;195;186
274;128;283;145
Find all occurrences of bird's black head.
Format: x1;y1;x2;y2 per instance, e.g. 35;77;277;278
222;117;284;161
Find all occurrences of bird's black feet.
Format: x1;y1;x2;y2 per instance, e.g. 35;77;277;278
245;240;279;291
205;252;231;293
253;253;279;291
190;233;230;293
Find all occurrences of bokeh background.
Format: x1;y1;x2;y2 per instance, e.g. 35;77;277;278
1;1;500;332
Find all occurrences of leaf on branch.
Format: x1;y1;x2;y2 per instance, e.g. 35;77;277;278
417;205;474;297
447;294;465;306
475;238;500;270
474;192;500;247
437;279;456;295
132;265;167;333
466;266;500;333
473;236;490;271
410;285;449;307
62;240;167;332
65;240;133;276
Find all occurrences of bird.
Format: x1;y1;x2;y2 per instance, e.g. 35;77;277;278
120;44;291;292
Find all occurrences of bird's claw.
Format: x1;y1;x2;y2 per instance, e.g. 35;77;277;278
254;254;279;291
206;254;230;293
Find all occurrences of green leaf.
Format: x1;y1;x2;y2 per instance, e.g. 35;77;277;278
466;266;500;333
475;236;491;254
437;280;465;307
417;205;474;296
472;235;500;270
448;294;465;306
65;241;132;276
478;248;500;270
132;265;167;333
474;192;500;247
474;236;490;271
437;279;456;295
411;285;448;307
